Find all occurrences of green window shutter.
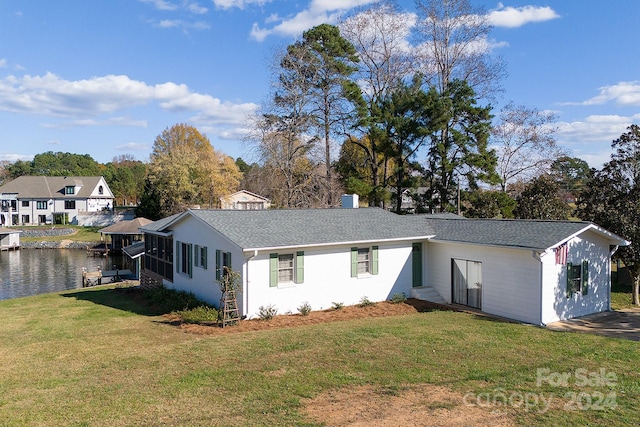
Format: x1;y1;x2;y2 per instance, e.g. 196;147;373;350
226;252;231;273
202;247;207;270
372;246;379;275
351;247;358;277
582;260;589;295
566;262;573;298
188;244;193;278
296;251;304;284
269;253;278;287
194;245;199;267
216;249;222;280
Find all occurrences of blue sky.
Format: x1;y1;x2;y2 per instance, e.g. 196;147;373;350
0;0;638;168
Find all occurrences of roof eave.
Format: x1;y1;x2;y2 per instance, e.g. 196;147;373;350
549;223;630;250
428;238;544;252
243;235;436;253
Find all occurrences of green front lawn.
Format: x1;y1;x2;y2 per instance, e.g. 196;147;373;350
0;286;637;426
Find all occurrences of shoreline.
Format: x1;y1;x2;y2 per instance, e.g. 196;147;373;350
19;241;100;249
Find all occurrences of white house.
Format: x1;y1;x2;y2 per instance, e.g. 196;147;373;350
220;190;271;210
139;208;628;326
0;176;114;225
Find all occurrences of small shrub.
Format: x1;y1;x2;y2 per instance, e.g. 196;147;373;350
297;301;312;316
258;304;278;321
175;306;220;324
143;285;206;314
358;296;374;307
331;301;344;310
390;292;407;304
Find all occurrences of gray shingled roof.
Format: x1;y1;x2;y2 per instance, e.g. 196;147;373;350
422;217;614;250
141;209;628;252
148;208;436;250
99;217;152;234
0;176;111;199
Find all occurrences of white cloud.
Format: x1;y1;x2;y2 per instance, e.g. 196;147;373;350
212;0;270;10
0;59;6;68
160;92;259;125
488;4;560;28
41;117;148;129
250;0;376;41
556;114;640;167
0;153;33;162
139;0;178;11
187;2;208;14
0;72;258;128
155;19;210;30
568;81;640;107
115;142;151;152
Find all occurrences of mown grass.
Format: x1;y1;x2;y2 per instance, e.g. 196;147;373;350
611;266;635;310
0;285;637;426
18;225;103;243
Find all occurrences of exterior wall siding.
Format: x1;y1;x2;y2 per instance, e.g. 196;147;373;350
540;231;612;324
167;215;415;319
168;219;245;315
426;241;542;324
244;243;413;319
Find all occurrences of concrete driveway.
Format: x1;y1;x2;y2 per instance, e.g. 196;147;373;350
546;308;640;341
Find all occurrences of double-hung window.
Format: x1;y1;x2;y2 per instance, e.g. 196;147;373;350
65;186;75;195
216;250;232;280
351;246;378;277
566;260;589;297
269;252;304;287
176;241;193;278
36;201;47;210
64;200;76;210
194;245;208;269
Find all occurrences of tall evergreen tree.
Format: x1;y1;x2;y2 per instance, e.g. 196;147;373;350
281;24;359;206
423;80;498;212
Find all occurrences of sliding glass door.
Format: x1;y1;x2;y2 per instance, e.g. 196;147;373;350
452;259;482;309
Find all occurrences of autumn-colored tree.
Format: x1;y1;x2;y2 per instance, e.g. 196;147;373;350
143;124;241;217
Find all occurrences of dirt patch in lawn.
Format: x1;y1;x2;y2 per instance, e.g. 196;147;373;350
166;299;451;336
302;384;517;427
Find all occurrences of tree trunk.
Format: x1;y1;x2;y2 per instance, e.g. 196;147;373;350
633;274;640;306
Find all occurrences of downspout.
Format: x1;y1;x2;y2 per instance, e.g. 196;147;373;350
608;245;620;311
244;249;258;318
532;251;545;326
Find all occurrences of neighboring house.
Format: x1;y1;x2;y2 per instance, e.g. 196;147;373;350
99;217;152;252
139;207;628;326
0;176;114;225
220;190;271;210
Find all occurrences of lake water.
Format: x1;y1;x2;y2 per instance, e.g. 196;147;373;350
0;249;125;301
